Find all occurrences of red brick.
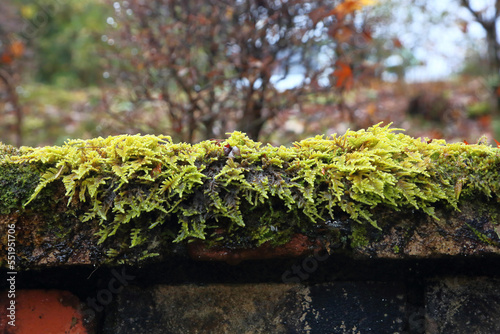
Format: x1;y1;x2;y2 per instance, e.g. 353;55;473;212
1;289;87;334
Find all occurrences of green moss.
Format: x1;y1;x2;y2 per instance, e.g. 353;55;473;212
0;144;40;214
350;224;369;249
2;123;500;260
0;143;20;159
465;222;499;246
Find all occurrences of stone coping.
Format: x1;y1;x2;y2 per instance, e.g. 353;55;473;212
0;124;499;269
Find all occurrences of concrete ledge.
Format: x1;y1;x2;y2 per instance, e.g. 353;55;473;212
1;191;499;269
0;125;500;269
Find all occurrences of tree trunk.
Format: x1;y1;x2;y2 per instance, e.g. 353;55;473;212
0;69;22;146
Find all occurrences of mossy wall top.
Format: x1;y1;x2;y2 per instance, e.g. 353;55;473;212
1;124;499;260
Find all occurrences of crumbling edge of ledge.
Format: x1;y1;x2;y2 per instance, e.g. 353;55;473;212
1;197;499;270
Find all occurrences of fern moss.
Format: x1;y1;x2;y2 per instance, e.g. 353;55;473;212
2;123;500;260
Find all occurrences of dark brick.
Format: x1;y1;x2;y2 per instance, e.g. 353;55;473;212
426;277;500;334
304;282;406;333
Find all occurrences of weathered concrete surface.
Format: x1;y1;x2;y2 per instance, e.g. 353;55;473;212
103;284;305;334
353;199;500;259
426;277;500;333
102;282;406;334
1;127;500;268
1;198;499;269
0;210;104;269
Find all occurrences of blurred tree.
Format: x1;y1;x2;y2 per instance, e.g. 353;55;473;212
1;0;113;145
14;0;112;88
457;0;500;138
369;0;500;138
106;0;376;142
459;1;500;80
0;1;25;146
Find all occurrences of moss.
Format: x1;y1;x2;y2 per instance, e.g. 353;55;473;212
0;144;40;215
465;222;499;246
0;143;20;159
1;123;500;261
350;224;369;249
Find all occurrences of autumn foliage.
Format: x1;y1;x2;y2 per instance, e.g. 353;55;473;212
106;0;375;142
0;40;24;65
0;5;25;146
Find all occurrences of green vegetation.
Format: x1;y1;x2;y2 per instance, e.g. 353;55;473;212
1;124;500;260
18;84;103;146
18;0;112;87
0;143;40;214
467;101;492;118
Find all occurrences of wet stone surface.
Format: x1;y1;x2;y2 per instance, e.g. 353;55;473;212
3;258;500;333
305;282;406;333
103;284;306;334
103;282;406;334
426;277;500;334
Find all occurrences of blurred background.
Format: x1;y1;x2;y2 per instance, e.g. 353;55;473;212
1;0;500;147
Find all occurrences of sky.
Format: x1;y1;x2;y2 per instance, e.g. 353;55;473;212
384;0;494;82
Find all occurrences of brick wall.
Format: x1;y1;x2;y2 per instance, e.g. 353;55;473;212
2;256;500;333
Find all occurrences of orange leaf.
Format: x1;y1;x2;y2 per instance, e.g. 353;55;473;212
457;19;468;33
494;139;500;148
0;53;13;64
309;7;328;25
333;1;359;17
9;41;24;57
392;38;402;48
332;61;353;90
362;30;373;43
225;7;234;19
478;114;491;128
335;27;353;43
332;0;377;17
366;102;377;116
